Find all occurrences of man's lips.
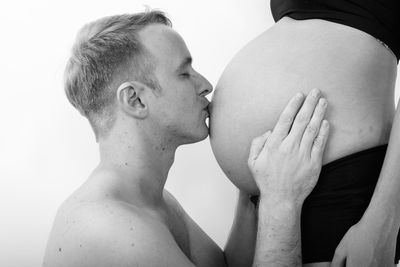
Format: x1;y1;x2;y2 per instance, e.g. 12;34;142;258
203;106;210;117
204;108;210;128
202;99;210;109
203;101;210;112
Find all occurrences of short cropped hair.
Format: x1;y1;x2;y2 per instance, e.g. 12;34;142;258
64;10;172;141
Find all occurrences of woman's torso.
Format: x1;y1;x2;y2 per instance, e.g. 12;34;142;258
210;17;397;195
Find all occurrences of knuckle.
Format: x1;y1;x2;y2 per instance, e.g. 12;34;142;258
307;166;321;181
280;114;294;124
290;100;300;108
318;97;328;107
281;140;295;153
308;89;320;100
265;140;276;150
310;93;319;101
295;114;309;124
305;96;317;106
313;136;323;147
290;93;303;107
306;124;318;135
317;99;328;112
313;106;325;117
269;141;283;153
311;164;320;175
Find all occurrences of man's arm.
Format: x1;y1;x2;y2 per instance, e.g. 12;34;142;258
223;190;257;267
163;190;227;267
248;89;329;266
332;97;400;266
223;192;303;267
254;198;302;266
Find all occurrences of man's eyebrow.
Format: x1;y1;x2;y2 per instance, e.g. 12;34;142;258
177;57;192;70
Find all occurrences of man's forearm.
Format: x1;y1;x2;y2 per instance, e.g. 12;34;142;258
253;197;302;267
364;99;400;228
224;191;257;267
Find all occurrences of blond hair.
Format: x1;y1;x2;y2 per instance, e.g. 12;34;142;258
64;10;171;140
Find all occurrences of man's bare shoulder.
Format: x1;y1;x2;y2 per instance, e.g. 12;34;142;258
43;193;194;267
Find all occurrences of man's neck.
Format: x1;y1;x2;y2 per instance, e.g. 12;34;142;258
97;128;177;207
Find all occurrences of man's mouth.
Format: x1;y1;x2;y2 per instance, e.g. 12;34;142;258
202;106;210;128
203;102;210;114
203;107;210;119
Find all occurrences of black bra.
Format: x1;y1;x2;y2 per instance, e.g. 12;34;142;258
271;0;400;62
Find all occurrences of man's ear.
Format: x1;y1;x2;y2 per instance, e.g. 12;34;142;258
116;81;149;119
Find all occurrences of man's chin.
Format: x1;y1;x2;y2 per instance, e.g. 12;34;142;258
202;124;210;140
197;122;210;140
182;129;209;145
194;131;209;143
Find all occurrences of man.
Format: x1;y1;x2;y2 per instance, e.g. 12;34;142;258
43;10;329;266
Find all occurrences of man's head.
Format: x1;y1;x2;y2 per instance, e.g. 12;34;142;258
65;10;169;140
65;10;212;146
136;23;213;146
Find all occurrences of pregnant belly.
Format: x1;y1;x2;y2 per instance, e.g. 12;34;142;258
210;17;396;195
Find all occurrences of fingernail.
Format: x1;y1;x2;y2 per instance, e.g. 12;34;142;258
311;88;320;97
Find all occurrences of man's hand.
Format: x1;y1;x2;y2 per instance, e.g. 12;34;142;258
248;88;329;205
331;220;397;267
249;89;330;267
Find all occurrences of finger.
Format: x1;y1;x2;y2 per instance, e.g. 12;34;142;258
248;131;271;165
311;120;330;160
300;98;328;154
287;88;321;144
270;93;305;144
331;246;346;267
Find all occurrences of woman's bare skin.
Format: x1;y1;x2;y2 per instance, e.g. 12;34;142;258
210;16;398;266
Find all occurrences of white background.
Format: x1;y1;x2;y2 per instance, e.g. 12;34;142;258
0;1;399;266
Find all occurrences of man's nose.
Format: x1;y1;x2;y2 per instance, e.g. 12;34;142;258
198;75;213;96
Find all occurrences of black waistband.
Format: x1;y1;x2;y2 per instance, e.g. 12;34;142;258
321;144;387;173
310;144;388;197
250;144;388;206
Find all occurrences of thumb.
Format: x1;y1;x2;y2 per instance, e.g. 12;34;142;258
248;131;271;165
